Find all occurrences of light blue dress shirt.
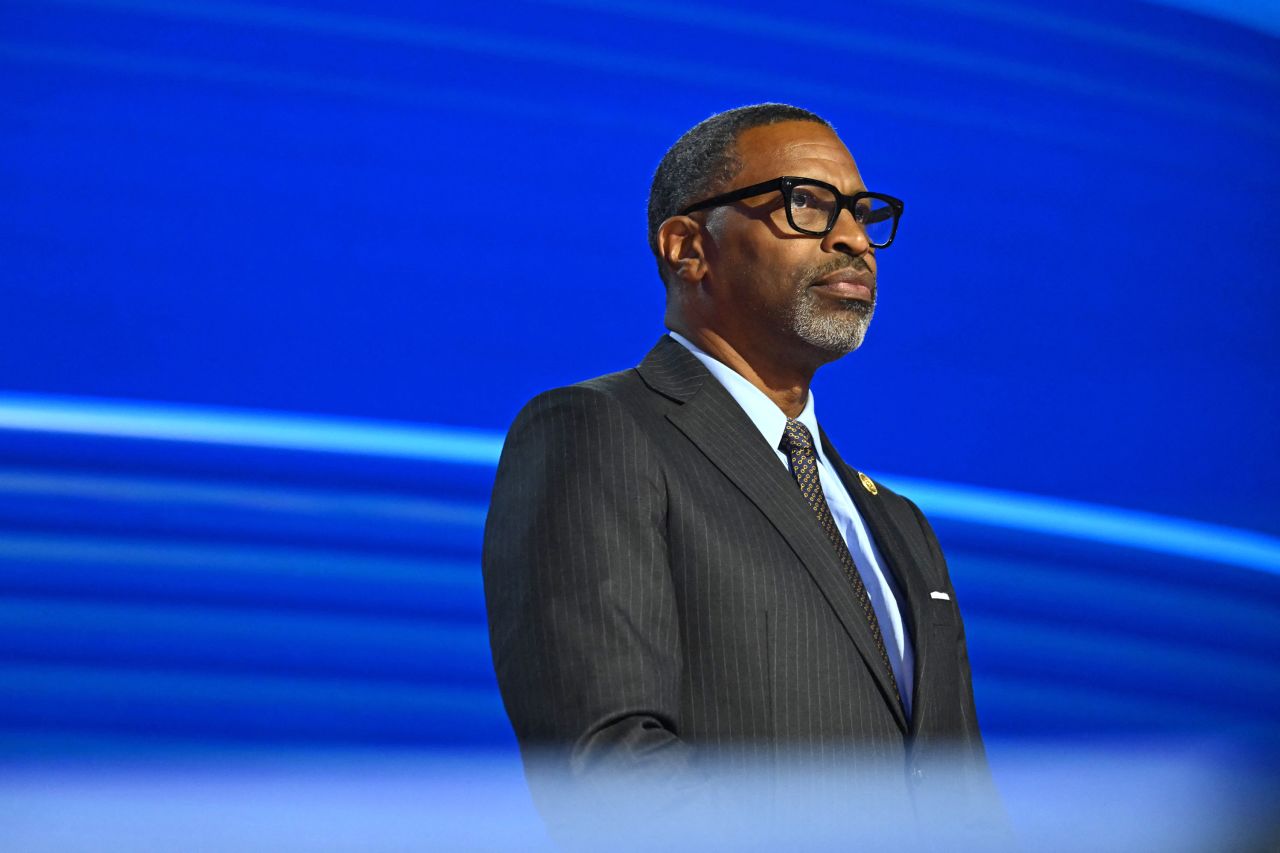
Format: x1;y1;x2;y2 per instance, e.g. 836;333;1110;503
668;331;914;714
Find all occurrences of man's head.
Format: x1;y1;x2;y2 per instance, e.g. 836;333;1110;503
649;104;889;371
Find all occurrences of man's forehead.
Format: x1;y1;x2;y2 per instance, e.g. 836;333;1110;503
735;121;862;189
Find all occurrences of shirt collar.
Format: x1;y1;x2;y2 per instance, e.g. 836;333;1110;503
668;331;827;464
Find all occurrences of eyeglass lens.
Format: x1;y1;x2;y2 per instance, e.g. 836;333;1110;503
789;185;895;246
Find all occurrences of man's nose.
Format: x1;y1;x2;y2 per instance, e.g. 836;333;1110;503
821;206;872;256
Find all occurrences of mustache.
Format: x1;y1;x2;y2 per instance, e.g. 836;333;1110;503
802;256;875;288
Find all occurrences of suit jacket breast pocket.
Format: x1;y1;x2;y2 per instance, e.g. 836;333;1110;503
928;597;960;628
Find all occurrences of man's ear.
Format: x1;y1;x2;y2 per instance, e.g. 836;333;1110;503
657;216;707;286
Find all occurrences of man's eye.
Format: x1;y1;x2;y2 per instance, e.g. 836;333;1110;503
793;190;815;208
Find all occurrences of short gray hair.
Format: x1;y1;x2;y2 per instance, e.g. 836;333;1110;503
646;103;831;281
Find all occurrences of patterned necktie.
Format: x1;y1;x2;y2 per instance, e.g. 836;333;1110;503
780;418;902;711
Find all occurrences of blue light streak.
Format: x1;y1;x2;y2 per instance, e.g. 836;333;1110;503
0;392;503;466
2;391;1278;576
879;475;1280;576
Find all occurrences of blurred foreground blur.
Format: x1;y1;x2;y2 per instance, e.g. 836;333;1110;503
1;738;1275;851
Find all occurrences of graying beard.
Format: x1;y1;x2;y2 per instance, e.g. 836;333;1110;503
793;297;874;354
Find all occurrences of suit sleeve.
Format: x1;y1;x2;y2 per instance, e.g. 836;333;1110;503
903;496;1014;847
482;385;696;788
902;495;985;750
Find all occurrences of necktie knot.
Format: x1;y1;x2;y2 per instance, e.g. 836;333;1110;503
781;418;815;455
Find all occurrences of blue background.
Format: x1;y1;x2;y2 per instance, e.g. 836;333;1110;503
1;0;1278;847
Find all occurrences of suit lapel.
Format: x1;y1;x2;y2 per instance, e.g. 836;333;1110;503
637;338;909;733
820;429;932;735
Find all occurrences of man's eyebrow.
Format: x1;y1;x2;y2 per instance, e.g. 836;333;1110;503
801;173;868;195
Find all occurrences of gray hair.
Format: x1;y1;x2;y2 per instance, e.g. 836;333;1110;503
646;103;832;282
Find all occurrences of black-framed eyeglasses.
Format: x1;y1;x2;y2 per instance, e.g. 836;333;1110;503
679;176;904;249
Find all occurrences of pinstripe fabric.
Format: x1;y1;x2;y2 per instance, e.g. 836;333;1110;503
482;336;999;833
781;418;903;714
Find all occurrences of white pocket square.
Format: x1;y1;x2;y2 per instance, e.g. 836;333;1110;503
930;591;951;600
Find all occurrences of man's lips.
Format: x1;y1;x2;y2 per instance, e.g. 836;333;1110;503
809;269;875;301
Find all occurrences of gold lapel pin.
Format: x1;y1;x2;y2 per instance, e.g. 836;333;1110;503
857;471;878;495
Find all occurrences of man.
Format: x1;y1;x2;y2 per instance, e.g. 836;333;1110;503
483;104;1005;847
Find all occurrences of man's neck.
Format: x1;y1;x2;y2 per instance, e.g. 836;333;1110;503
674;326;814;419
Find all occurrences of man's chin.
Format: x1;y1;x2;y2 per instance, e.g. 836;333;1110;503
799;320;872;355
793;299;874;355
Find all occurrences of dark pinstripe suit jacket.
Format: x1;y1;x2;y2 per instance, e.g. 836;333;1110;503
483;336;1000;836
